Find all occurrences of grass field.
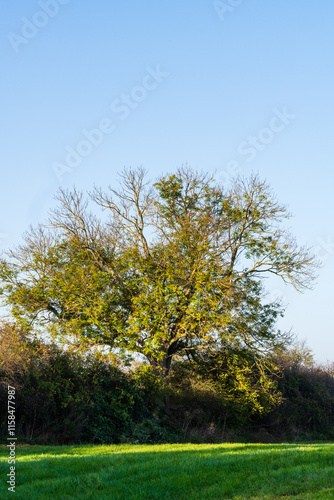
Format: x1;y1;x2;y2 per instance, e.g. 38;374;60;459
1;442;334;499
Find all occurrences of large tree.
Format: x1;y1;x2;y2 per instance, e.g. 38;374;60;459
0;167;317;377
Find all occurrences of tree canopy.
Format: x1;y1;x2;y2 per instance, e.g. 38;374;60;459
0;167;318;377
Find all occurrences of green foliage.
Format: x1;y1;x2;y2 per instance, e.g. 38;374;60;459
250;343;334;441
166;353;280;438
132;364;166;412
79;359;150;444
1;323;334;445
0;323;154;444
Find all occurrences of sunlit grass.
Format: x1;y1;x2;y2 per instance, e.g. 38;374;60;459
1;442;334;499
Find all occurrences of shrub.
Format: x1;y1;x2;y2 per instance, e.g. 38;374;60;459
251;344;334;441
0;322;154;444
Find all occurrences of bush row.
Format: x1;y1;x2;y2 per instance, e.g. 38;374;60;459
1;323;333;443
0;323;173;444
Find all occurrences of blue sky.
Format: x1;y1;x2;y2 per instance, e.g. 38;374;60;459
1;1;334;362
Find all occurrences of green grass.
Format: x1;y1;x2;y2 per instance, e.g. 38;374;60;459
1;442;334;499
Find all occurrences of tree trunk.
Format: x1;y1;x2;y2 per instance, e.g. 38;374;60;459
146;351;172;378
159;355;172;378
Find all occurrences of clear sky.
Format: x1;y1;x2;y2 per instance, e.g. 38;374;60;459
1;1;334;362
